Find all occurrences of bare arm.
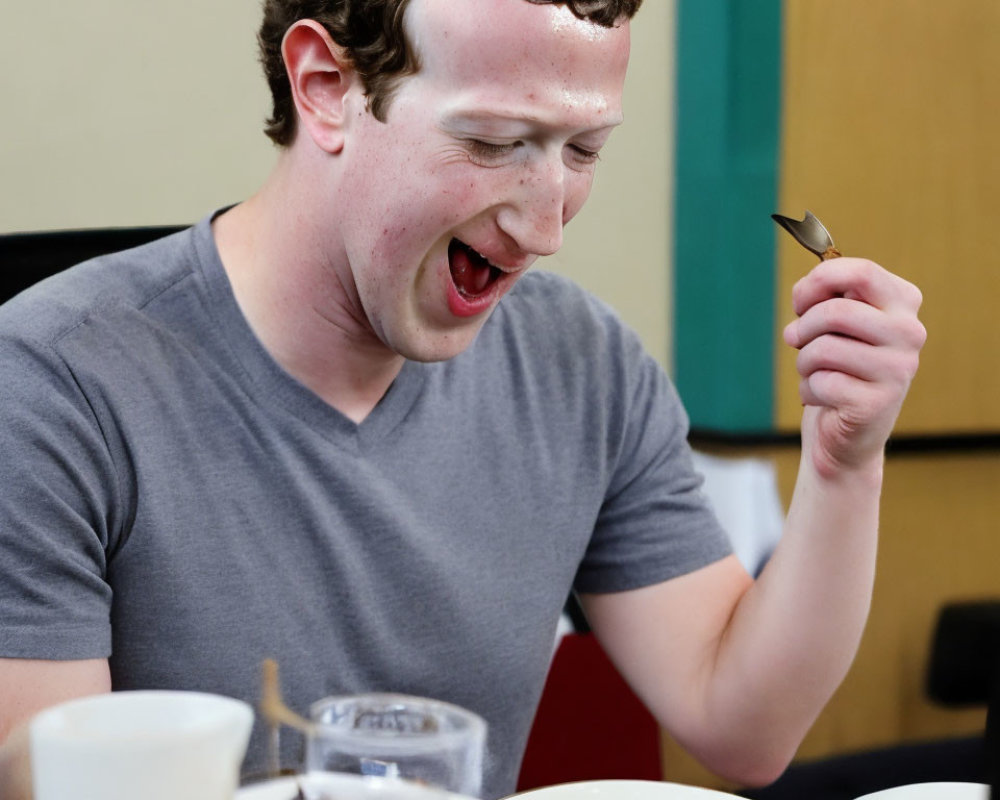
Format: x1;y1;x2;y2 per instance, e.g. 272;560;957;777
0;658;111;800
583;461;881;785
582;257;925;786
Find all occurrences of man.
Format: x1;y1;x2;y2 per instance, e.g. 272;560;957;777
0;0;925;798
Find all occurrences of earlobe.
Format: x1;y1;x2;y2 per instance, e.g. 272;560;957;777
282;19;355;153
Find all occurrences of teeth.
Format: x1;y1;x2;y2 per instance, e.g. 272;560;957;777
484;256;505;272
465;243;503;272
472;247;493;267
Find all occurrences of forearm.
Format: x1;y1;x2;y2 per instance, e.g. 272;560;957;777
691;251;923;780
0;724;33;800
0;657;110;799
701;450;884;783
587;256;921;786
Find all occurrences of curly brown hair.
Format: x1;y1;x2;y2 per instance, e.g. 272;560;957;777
259;0;643;146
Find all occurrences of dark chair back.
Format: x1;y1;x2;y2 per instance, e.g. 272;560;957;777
0;226;185;303
928;600;1000;797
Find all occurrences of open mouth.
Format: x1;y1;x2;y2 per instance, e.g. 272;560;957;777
448;239;502;298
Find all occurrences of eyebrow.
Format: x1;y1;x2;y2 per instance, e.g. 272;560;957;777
442;107;624;133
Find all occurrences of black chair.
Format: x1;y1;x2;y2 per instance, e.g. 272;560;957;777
927;599;1000;794
0;225;185;303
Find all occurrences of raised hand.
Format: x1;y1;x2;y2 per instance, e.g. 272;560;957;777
783;257;926;478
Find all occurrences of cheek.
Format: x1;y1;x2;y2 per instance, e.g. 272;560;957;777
401;172;489;234
563;173;596;224
352;154;499;264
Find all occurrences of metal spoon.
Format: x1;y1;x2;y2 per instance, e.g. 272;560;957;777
771;210;842;260
260;658;316;733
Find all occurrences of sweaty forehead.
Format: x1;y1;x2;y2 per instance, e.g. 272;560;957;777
403;0;630;118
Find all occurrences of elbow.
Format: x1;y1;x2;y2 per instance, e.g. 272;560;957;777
686;740;795;789
720;758;792;790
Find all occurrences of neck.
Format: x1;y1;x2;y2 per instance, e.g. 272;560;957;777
212;151;404;424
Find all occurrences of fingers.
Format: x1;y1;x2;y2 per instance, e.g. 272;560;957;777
788;257;923;318
785;297;927;367
797;370;884;414
785;296;896;350
784;258;927;355
784;257;926;415
795;331;917;387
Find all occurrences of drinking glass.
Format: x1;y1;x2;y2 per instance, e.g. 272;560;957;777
306;693;486;797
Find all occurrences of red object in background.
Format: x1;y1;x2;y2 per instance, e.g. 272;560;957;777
516;632;663;791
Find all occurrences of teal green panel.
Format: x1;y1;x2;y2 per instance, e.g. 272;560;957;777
673;0;782;433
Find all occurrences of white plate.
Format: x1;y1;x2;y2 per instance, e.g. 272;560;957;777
238;772;474;800
504;780;742;799
855;783;989;800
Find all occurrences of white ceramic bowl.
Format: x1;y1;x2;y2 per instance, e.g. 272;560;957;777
504;779;745;799
855;782;989;800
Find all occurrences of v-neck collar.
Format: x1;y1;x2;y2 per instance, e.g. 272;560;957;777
191;213;427;450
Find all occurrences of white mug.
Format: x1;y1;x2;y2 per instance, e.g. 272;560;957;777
30;690;254;800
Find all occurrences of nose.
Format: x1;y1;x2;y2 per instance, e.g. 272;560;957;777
496;156;568;257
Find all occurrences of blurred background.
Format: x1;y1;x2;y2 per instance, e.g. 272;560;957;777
668;1;1000;794
3;0;1000;795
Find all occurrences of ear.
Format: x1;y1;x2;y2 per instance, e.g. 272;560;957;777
282;19;357;153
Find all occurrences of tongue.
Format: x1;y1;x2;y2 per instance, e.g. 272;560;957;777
450;243;493;296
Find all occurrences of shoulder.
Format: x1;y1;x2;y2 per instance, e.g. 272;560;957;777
472;270;681;427
0;223;202;348
501;270;621;326
493;270;645;361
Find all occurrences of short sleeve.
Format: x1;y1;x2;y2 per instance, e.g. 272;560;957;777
573;320;732;594
0;334;121;659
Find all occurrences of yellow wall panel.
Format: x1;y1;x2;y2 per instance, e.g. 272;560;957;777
775;1;1000;433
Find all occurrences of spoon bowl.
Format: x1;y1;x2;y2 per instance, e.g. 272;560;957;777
772;210;842;260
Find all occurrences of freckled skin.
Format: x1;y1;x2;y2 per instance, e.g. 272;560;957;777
327;0;630;363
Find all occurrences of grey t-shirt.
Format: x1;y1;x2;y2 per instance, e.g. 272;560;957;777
0;214;731;798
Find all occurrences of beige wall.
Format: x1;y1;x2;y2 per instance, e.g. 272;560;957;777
540;1;675;369
0;2;674;369
0;2;276;230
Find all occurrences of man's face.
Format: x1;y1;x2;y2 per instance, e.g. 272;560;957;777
333;0;631;362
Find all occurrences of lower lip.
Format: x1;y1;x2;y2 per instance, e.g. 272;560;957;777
446;275;500;318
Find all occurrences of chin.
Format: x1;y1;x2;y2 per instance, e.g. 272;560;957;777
388;325;484;364
395;339;475;364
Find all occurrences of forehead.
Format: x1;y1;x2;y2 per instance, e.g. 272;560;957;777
402;0;631;126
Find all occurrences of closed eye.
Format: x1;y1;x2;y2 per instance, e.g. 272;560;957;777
466;139;522;166
568;144;601;165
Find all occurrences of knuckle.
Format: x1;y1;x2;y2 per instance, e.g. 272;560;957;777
851;257;879;274
797;335;840;375
796;345;823;378
828;296;859;328
883;351;919;386
902;316;927;348
851;260;879;293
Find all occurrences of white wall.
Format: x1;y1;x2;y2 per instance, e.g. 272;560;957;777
0;1;674;368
